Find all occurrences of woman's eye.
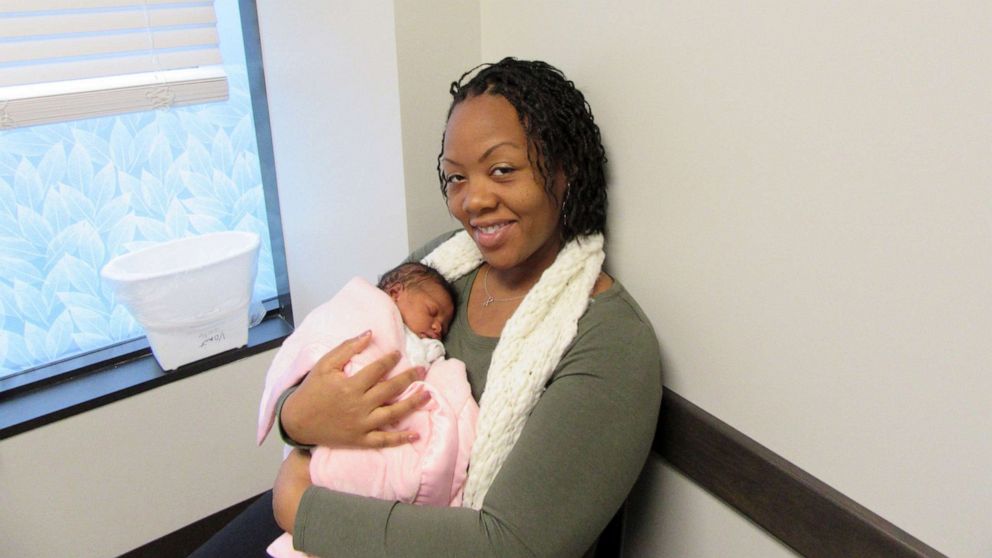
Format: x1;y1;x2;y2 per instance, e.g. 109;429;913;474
491;166;514;177
443;173;465;186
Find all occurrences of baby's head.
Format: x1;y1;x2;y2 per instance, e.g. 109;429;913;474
377;262;456;340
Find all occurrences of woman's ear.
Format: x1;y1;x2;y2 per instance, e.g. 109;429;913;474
552;167;569;202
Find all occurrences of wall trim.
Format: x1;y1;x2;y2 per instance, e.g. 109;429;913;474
654;389;947;558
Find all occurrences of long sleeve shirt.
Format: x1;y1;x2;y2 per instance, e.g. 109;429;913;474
284;233;663;557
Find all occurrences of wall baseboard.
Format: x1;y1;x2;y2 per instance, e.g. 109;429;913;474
118;494;263;558
655;389;946;558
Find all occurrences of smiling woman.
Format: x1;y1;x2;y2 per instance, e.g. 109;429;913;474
199;58;661;558
442;94;566;282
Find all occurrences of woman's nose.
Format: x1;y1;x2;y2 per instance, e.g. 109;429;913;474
461;179;497;214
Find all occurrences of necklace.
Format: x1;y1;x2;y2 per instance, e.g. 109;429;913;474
482;266;527;307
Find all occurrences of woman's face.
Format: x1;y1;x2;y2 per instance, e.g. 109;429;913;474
441;94;564;274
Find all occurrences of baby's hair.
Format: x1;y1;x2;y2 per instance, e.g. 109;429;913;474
377;262;457;307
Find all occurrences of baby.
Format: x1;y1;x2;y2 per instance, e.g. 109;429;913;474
374;262;456;365
257;263;478;558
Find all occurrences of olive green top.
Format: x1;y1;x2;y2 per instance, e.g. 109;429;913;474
289;232;662;557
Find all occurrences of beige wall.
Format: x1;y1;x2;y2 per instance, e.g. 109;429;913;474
0;352;284;557
263;1;411;316
480;1;990;556
394;0;478;250
625;458;798;557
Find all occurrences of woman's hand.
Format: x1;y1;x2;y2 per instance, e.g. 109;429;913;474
280;331;431;448
273;449;313;532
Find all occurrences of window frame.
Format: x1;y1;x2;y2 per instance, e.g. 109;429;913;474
0;0;292;440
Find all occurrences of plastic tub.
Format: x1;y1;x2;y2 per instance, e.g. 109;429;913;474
101;231;261;370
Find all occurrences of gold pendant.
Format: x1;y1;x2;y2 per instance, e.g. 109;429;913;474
483;296;495;307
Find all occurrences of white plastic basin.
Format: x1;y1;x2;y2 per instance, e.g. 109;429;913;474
101;231;261;370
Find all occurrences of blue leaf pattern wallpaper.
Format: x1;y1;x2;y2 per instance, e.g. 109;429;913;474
0;67;278;379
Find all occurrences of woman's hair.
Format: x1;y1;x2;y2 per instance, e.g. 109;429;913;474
438;57;608;243
377;262;457;306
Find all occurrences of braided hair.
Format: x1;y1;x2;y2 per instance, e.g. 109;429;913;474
438;58;608;243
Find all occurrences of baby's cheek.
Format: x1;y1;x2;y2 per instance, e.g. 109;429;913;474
409;313;429;334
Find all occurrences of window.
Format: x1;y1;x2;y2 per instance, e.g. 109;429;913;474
0;0;290;433
0;1;230;128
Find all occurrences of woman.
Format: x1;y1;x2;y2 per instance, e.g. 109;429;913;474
196;58;661;557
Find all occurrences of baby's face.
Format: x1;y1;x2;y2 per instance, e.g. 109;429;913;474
389;280;454;340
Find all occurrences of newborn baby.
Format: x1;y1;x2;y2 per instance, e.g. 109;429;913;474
257;263;478;558
378;262;455;366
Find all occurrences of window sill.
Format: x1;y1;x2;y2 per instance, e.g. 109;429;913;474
0;315;292;440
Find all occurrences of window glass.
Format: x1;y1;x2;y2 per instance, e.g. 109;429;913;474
0;0;278;380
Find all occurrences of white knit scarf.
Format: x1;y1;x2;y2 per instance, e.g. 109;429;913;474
421;230;605;509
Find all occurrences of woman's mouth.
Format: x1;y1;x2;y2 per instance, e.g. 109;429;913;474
472;221;513;249
478;224;505;234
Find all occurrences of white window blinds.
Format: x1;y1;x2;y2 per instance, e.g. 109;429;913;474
0;0;228;128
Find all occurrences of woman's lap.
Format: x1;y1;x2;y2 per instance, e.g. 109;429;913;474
188;490;283;558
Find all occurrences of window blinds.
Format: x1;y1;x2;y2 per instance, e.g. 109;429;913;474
0;0;228;128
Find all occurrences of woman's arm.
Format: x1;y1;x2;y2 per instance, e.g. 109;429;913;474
287;300;662;557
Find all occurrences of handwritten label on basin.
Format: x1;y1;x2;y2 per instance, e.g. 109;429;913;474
199;329;227;348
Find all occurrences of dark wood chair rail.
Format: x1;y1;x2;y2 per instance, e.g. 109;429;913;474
653;389;947;558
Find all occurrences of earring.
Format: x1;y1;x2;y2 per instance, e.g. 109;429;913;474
561;183;571;227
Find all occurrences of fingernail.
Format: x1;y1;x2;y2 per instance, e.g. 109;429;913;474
420;391;432;403
407;433;420;442
356;330;371;340
417;366;427;380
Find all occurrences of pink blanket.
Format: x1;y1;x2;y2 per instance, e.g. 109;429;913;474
257;277;478;557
